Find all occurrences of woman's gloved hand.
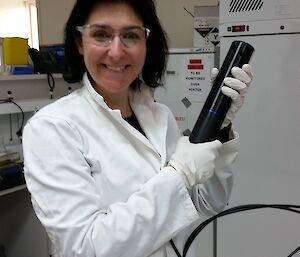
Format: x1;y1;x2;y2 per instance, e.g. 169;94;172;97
168;137;222;189
211;64;254;129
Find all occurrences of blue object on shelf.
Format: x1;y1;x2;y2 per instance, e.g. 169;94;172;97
0;162;23;178
11;65;34;75
0;162;25;191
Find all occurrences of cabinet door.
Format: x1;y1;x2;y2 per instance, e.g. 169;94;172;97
0;190;49;257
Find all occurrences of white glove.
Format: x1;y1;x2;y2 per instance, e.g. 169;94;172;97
168;136;222;189
211;64;254;128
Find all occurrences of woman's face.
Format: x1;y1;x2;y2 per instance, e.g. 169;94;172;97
77;3;147;98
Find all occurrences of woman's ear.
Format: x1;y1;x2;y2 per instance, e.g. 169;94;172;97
76;38;84;55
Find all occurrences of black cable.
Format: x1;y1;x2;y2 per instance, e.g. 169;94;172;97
180;204;300;257
183;7;194;18
184;204;300;256
47;73;55;99
170;239;181;257
0;98;25;139
287;245;300;257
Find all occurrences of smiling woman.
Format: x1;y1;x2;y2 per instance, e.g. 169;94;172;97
0;0;39;49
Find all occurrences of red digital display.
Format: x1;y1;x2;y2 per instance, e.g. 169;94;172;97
187;64;203;70
232;25;245;32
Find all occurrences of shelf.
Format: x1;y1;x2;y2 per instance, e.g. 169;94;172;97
0;73;63;81
0;184;26;196
0;98;56;115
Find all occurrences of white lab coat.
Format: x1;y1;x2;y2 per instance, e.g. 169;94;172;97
23;73;238;257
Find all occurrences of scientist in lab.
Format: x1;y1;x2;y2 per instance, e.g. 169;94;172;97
22;0;253;256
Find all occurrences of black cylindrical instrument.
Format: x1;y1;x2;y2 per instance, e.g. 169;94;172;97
189;41;254;143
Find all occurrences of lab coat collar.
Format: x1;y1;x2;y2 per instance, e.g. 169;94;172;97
81;73;168;166
82;73;118;114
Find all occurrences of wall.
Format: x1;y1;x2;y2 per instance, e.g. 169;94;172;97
36;0;76;45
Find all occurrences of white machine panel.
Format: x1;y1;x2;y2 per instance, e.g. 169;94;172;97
219;0;300;23
219;0;300;36
154;48;215;135
220;18;300;36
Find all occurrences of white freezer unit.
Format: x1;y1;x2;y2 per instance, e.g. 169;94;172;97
154;48;216;136
217;1;300;257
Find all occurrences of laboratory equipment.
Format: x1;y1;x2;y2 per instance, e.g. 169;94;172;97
154;48;216;135
189;40;254;143
217;0;300;256
0;38;4;73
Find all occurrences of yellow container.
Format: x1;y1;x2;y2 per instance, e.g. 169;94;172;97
3;37;29;65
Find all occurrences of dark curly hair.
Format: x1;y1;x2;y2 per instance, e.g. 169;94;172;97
63;0;169;89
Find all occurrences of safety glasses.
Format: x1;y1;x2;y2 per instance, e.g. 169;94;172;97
76;24;150;48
